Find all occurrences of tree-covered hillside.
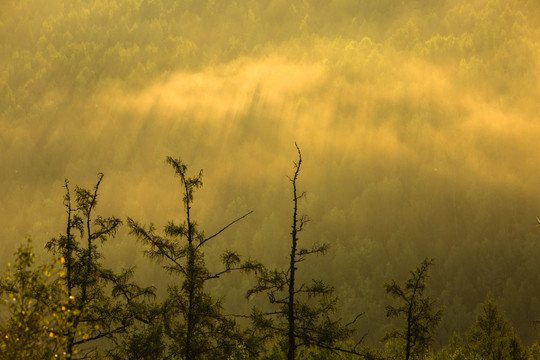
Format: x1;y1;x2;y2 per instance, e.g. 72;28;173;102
2;0;540;351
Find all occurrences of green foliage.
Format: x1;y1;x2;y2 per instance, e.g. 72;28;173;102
384;258;443;360
128;156;253;359
46;175;155;358
228;342;250;360
109;320;166;360
2;0;537;111
0;239;73;359
430;298;530;360
431;333;468;360
527;342;540;360
466;297;526;360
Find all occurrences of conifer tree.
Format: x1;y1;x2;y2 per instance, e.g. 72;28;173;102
246;144;367;360
383;258;443;360
127;156;254;360
466;297;526;360
46;174;155;359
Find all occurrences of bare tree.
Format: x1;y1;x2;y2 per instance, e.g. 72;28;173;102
247;144;370;359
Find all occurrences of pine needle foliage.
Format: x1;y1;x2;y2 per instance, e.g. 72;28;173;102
46;174;155;359
466;297;526;360
384;258;443;360
127;156;254;360
246;144;368;360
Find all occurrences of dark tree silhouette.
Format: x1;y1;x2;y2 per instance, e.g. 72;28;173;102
384;258;443;360
128;156;254;360
46;174;154;359
247;144;369;360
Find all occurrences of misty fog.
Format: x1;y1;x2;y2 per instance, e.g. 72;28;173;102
2;0;540;349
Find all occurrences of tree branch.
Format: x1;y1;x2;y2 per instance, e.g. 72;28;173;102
197;210;254;249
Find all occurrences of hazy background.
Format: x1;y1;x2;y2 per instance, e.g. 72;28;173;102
2;0;540;347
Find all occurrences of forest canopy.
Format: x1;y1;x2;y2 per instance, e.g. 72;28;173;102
1;0;540;353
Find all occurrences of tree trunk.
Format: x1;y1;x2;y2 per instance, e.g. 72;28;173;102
287;145;302;360
185;184;195;360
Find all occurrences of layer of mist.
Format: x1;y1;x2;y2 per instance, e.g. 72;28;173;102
2;0;540;346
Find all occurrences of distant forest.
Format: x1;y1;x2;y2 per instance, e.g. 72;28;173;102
2;0;540;359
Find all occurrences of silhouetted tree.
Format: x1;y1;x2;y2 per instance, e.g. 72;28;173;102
46;174;155;358
247;144;368;360
384;258;443;360
128;156;254;360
